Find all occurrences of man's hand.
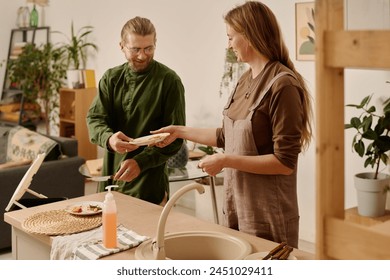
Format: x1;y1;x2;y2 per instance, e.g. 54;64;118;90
108;131;139;154
114;159;141;182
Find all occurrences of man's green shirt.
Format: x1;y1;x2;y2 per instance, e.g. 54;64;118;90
87;60;185;204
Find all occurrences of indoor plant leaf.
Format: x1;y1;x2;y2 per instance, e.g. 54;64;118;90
345;91;390;179
52;22;98;70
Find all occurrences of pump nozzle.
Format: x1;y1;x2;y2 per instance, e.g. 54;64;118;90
104;185;118;201
105;185;118;192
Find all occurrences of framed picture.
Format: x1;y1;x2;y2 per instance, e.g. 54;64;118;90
295;2;315;61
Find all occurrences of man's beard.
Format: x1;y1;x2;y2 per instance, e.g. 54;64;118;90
129;56;153;72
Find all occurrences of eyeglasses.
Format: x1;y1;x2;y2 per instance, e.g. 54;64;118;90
123;45;155;55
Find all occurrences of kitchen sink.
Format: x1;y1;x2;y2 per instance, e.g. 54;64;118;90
135;231;252;260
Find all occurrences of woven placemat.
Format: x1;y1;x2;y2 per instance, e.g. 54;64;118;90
22;210;102;236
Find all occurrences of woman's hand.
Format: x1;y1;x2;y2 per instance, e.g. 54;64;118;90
198;153;225;176
108;131;139;154
151;125;182;147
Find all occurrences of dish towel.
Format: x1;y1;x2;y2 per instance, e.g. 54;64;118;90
50;224;149;260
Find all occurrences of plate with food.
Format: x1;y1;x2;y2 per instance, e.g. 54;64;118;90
65;201;103;216
129;133;170;146
244;251;297;260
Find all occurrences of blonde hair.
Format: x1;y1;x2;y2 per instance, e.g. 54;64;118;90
224;1;313;150
121;16;156;43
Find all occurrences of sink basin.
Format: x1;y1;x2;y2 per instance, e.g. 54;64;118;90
136;183;252;260
135;231;252;260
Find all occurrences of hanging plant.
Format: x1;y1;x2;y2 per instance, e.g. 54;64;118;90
219;48;247;97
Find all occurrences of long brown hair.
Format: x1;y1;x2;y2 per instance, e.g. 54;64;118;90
224;1;313;151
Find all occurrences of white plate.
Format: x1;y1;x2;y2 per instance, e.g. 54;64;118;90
129;133;170;146
244;251;297;260
65;201;103;216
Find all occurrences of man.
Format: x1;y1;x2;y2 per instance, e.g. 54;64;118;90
87;17;185;205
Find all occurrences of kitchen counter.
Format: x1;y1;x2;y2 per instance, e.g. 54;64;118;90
4;191;314;260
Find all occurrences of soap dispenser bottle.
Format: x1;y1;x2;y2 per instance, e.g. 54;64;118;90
103;185;118;248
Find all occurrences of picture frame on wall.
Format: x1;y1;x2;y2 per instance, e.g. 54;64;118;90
295;2;315;61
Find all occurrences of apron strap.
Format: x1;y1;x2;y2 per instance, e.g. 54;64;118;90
223;82;239;116
248;71;293;112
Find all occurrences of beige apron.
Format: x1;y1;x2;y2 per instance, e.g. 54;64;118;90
222;72;299;248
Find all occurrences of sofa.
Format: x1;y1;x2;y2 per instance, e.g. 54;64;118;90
0;125;86;250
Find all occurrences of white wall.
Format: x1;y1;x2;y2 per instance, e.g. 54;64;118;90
0;0;388;245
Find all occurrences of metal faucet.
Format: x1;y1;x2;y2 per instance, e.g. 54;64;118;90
152;182;205;260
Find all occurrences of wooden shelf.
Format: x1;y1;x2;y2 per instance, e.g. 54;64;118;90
324;30;390;69
1;27;49;128
59;87;97;160
59;118;75;123
315;0;390;260
345;207;390;227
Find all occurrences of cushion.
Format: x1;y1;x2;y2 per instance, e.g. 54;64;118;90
6;126;60;162
0;126;11;163
167;142;189;168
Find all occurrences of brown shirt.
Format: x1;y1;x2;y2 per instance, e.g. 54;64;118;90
217;61;304;169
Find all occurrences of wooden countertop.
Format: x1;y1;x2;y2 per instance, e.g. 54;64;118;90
4;191;314;260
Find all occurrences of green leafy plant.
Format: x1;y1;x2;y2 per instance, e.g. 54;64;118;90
219;48;246;97
7;43;67;135
345;90;390;179
225;48;238;64
197;145;218;155
53;22;98;69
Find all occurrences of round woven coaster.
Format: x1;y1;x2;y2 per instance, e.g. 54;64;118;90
22;210;102;235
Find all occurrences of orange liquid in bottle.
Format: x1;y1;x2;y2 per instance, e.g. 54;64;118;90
103;212;117;248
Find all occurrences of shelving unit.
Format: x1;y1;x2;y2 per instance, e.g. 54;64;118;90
59;87;97;160
315;0;390;259
0;27;50;127
2;27;50;92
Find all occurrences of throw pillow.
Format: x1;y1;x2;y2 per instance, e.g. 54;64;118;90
167;142;189;168
0;126;11;163
6;126;59;162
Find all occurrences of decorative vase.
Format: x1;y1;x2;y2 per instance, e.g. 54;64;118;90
29;4;38;27
17;6;30;28
354;172;389;217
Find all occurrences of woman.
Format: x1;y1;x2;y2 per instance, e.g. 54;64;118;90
153;1;312;248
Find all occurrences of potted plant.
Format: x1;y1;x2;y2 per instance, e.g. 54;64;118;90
53;22;98;89
345;90;390;217
7;43;67;135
